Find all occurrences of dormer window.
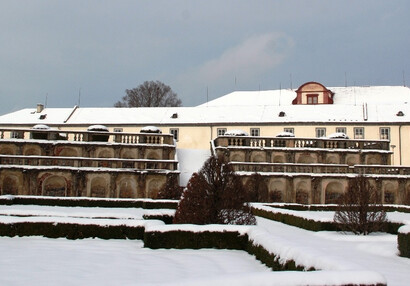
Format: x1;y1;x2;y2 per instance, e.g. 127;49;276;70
292;82;334;105
397;111;404;116
39;114;47;120
171;113;178;119
278;111;286;117
307;94;318;105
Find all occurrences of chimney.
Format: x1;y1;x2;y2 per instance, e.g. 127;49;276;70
36;103;44;113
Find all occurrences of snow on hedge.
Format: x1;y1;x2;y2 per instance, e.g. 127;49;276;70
399;225;410;234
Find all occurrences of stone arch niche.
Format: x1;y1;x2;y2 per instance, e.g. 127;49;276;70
58;147;79;157
269;179;285;203
326;155;339;164
90;176;108;197
272;155;285;163
296;154;316;164
1;175;19;195
295;181;310;204
146;150;160;160
121;150;137;159
23;145;42;156
118;177;137;198
0;146;15;155
146;178;165;198
230;152;245;162
43;175;67;197
346;155;359;166
97;149;114;158
325;181;344;204
383;182;397;204
366;154;381;165
251;152;266;163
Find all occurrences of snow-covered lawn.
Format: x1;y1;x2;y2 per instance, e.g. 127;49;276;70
0;204;409;285
0;236;271;286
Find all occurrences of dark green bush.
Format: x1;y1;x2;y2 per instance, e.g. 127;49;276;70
0;196;178;209
0;222;144;240
144;230;248;250
143;214;174;224
245;241;314;271
398;229;410;258
254;205;404;234
251;207;338;232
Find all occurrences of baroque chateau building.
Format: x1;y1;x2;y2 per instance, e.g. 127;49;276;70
1;82;410;204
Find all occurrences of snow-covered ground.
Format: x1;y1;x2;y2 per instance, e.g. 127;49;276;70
0;204;409;285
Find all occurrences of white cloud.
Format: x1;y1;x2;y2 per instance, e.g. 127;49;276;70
192;33;294;84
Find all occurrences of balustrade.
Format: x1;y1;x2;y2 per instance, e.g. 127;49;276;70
215;135;389;151
0;128;174;146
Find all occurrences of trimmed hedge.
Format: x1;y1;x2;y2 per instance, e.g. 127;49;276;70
253;206;404;234
245;241;314;271
144;230;248;250
143;214;174;224
398;228;410;258
0;222;144;240
0;196;178;210
267;203;410;214
143;229;315;271
252;207;338;232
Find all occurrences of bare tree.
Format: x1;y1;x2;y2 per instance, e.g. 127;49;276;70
114;81;182;107
174;156;256;225
334;176;386;235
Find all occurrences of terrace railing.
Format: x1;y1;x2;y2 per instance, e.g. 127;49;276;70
214;136;390;151
0;128;175;146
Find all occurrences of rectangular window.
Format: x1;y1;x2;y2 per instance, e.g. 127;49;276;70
336;127;346;134
354;127;364;139
316;128;326;138
284;128;294;135
170;128;179;141
380;127;390;140
307;94;318;104
250;128;260;137
217;128;227;136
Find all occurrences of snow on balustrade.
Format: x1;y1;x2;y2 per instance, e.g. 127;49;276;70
215;135;390;151
0;128;174;146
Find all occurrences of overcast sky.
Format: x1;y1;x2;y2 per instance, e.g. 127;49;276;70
1;1;409;115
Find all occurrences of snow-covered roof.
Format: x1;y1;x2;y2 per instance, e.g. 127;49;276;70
1;85;409;126
0;107;76;125
200;86;410;107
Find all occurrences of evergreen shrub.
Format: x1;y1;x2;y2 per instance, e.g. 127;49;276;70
398;227;410;258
